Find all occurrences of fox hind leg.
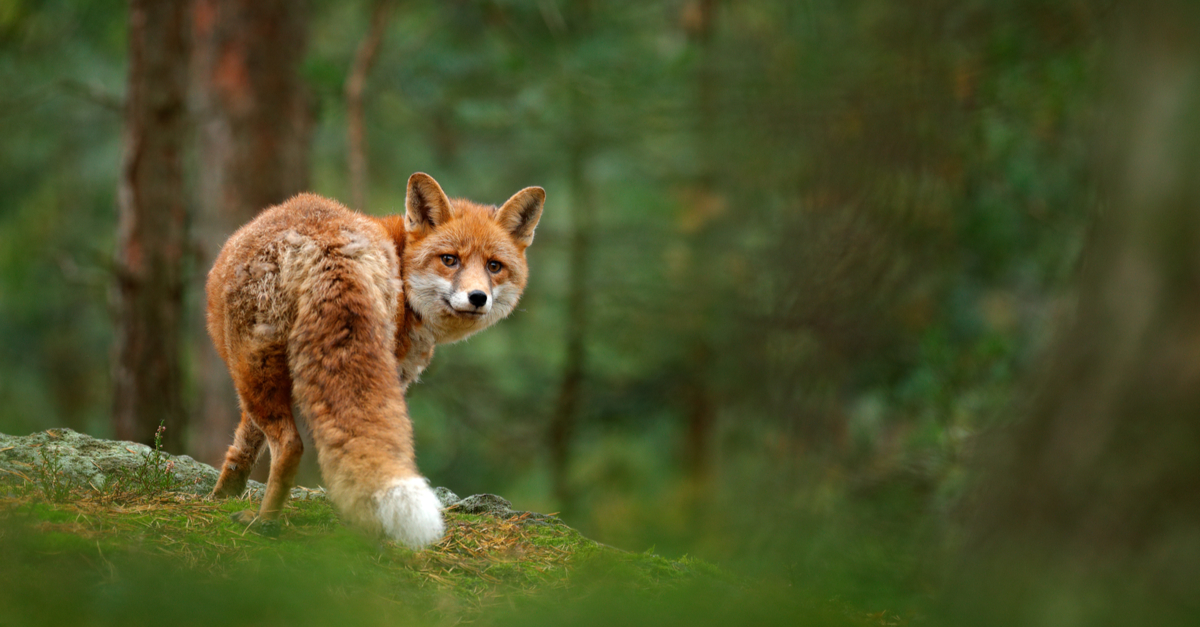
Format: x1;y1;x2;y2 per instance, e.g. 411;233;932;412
215;345;303;532
248;407;304;523
211;413;266;498
229;414;303;535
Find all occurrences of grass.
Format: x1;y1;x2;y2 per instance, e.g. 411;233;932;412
0;481;721;626
0;440;905;627
29;445;73;501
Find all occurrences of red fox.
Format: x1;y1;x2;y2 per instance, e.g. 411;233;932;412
205;172;545;548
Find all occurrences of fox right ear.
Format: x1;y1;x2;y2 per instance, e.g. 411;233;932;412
496;186;545;248
405;173;453;235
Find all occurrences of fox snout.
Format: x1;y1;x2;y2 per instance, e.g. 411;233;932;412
449;288;491;314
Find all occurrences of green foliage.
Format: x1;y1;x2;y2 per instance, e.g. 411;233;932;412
101;421;180;498
0;0;123;437
0;0;1102;491
30;446;71;502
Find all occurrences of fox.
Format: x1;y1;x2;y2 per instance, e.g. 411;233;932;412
205;172;545;548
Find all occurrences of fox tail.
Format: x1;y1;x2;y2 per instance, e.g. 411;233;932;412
287;237;444;548
373;475;445;547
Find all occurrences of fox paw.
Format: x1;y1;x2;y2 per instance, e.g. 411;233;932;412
255;520;281;537
230;509;256;525
210;479;247;499
230;510;280;537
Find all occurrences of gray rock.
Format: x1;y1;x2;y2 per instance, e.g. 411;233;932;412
0;428;322;501
0;428;218;495
434;486;460;508
453;493;514;515
0;430;536;520
445;493;560;525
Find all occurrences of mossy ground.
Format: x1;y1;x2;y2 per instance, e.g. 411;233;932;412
0;434;912;627
0;482;728;626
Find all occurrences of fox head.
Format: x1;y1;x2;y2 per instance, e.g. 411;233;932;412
402;172;545;344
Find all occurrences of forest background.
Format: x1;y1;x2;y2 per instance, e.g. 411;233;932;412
2;1;1198;623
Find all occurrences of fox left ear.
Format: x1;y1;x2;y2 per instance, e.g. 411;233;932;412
405;172;453;236
496;187;545;247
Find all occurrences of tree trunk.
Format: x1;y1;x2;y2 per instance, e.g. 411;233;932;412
190;0;311;465
950;5;1200;624
547;4;598;510
112;0;190;451
345;0;393;212
549;134;594;511
680;0;719;485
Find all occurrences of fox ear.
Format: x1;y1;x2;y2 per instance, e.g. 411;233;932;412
405;173;453;235
496;186;545;247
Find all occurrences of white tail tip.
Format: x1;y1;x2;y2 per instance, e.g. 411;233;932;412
375;477;445;549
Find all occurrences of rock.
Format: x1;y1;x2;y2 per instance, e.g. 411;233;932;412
0;428;320;500
0;429;540;520
448;492;561;525
453;493;514;515
0;428;218;495
434;486;460;508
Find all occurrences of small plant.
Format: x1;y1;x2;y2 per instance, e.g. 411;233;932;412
32;445;74;502
104;421;178;498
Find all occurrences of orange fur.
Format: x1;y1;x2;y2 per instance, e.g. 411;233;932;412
206;173;544;547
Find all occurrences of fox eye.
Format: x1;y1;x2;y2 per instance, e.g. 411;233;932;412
487;260;503;273
441;254;459;268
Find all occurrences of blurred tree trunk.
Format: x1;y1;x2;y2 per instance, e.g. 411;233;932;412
950;5;1200;624
112;0;190;451
549;129;593;511
680;0;719;486
190;0;311;465
548;7;596;511
345;0;393;212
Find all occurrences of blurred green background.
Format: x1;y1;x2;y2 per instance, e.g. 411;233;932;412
7;0;1199;623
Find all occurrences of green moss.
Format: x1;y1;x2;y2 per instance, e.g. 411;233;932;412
32;530;97;552
0;490;728;626
13;500;74;522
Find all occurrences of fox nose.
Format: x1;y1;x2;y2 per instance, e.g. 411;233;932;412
467;290;488;308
